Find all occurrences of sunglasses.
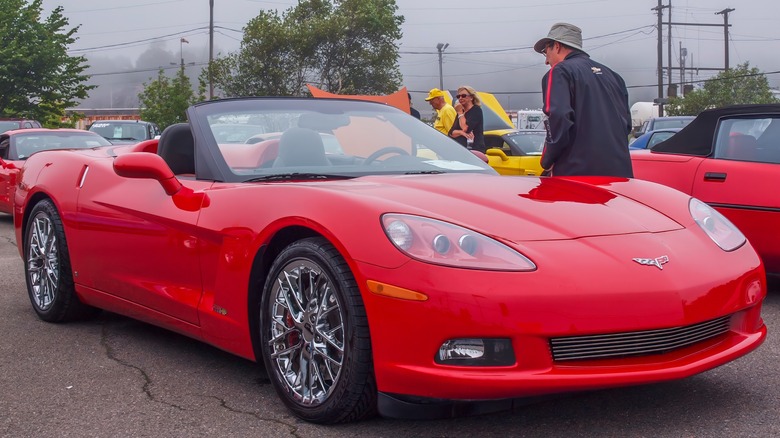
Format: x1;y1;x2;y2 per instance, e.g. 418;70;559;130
456;94;471;99
541;42;555;55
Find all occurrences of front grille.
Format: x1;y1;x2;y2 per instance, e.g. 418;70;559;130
549;315;731;362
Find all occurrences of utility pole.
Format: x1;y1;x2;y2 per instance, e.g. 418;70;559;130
667;0;673;97
664;9;734;80
209;0;214;99
716;8;735;70
652;1;669;116
679;41;685;89
436;43;449;90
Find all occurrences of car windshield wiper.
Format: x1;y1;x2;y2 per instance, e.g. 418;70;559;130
243;173;356;182
404;170;445;175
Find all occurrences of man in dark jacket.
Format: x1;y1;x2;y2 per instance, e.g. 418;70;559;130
535;23;633;178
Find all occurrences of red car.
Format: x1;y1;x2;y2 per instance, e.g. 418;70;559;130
14;98;766;423
0;118;42;133
632;104;780;275
0;129;111;214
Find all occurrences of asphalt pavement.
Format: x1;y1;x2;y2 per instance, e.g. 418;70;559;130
0;213;778;437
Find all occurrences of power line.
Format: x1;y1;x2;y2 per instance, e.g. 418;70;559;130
400;25;655;55
66;26;243;54
62;0;186;13
88;62;209;77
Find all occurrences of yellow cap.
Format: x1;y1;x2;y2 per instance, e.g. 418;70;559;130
424;88;445;101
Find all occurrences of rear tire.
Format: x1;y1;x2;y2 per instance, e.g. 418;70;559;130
260;237;376;423
24;199;98;322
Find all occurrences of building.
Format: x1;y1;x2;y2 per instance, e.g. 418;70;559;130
65;108;141;129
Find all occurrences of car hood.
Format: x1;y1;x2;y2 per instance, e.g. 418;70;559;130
320;174;683;242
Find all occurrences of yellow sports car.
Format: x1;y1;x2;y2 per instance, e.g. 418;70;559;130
484;129;545;176
440;91;545;176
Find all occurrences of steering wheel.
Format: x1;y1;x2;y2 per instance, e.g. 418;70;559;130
363;146;409;165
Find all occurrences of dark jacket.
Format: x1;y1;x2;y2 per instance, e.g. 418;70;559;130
448;105;485;152
541;51;633;177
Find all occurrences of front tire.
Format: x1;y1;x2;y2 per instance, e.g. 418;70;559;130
260;237;375;423
24;199;97;322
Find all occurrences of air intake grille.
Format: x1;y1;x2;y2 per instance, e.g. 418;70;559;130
549;315;731;362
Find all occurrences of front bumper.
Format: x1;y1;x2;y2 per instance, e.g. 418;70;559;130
355;232;767;417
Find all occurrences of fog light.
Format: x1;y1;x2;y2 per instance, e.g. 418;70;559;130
435;338;515;366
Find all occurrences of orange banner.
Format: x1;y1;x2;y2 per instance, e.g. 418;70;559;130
306;84;411;114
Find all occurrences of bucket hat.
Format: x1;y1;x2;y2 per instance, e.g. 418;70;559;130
534;22;585;53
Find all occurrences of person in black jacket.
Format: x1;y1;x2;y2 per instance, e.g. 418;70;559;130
448;85;486;152
408;93;421;119
534;23;633;178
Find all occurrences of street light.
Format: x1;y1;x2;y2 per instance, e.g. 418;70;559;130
436;42;449;90
179;37;189;68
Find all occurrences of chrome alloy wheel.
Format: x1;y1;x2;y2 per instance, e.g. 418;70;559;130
268;259;345;406
26;212;59;311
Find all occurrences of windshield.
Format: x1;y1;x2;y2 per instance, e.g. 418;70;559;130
89;122;150;141
195;98;495;180
0;121;20;133
653;117;694;130
505;131;546;155
11;131;111;160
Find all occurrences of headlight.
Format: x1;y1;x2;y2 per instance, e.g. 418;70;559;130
381;213;536;271
689;198;746;251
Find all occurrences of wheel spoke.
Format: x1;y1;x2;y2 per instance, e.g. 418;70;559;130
318;326;344;352
279;272;304;322
271;338;303;359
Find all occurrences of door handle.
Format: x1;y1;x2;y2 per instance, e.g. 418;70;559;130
703;172;727;182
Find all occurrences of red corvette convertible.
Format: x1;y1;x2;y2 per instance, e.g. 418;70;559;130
0;129;112;214
13;98;766;423
632;104;780;275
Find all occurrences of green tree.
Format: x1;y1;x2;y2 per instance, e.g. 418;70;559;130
138;68;197;131
207;0;403;97
0;0;93;126
667;63;778;116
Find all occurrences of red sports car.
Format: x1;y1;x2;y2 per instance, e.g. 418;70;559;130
632;104;780;275
0;129;112;214
14;98;766;423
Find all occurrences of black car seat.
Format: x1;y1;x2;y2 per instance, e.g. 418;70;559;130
157;123;195;174
272;127;330;167
725;133;759;161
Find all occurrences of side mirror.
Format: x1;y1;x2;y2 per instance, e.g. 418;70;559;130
113;153;209;212
486;148;509;161
113;152;181;195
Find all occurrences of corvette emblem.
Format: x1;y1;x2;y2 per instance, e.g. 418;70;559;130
632;255;669;270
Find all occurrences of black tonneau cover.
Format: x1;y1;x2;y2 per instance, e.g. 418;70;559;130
652;104;780;156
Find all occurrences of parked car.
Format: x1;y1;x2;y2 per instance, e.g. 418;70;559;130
484;129;545;175
633;115;694;139
632;103;780;274
629;128;681;150
88;120;160;144
13;97;766;423
0;118;42;133
0;129;111;214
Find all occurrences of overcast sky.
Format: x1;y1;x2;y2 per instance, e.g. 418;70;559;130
42;0;778;112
